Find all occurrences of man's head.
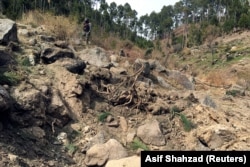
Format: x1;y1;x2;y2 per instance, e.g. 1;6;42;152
85;18;89;23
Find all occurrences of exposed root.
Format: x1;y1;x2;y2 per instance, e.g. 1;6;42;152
93;62;146;110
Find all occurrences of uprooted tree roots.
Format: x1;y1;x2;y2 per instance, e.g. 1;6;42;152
93;63;151;111
90;62;174;115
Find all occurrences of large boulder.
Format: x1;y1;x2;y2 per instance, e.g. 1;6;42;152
82;130;110;153
41;47;74;64
10;85;48;127
84;139;128;166
156;76;172;89
167;70;194;90
135;58;167;73
105;156;140;167
197;124;236;150
0;19;18;45
78;47;111;67
137;119;166;146
10;82;72;127
48;66;85;121
148;59;167;72
63;58;86;74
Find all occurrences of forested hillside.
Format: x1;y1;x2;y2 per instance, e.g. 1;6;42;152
1;0;250;49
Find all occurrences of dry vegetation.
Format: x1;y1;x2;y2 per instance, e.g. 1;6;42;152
18;10;147;59
16;11;250;90
202;69;235;87
19;11;79;41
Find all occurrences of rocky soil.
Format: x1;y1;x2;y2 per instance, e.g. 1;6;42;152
0;18;250;167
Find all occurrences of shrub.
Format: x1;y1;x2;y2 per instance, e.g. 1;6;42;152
188;24;203;46
223;19;235;33
238;13;250;29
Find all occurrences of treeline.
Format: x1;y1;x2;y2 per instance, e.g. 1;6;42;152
1;0;250;48
0;0;154;49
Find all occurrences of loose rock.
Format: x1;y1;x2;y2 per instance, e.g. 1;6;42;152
137;119;166;146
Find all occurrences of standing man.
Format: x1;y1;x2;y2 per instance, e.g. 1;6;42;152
83;18;91;45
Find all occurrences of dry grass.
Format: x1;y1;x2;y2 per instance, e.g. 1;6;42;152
19;10;79;40
92;35;144;63
91;36;121;50
203;69;235;87
18;10;147;60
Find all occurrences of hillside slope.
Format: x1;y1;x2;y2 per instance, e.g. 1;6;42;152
0;18;250;167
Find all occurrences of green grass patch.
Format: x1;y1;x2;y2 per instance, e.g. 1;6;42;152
98;112;112;122
65;143;78;155
226;89;242;97
21;57;31;66
131;138;150;151
170;105;182;120
171;106;182;113
0;71;22;85
170;106;194;132
179;113;193;132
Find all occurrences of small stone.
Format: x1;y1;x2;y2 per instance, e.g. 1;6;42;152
71;123;82;131
8;154;18;162
119;116;128;132
28;38;37;46
72;84;83;95
84;126;90;133
107;121;119;128
55;132;69;145
57;132;67;140
39;70;45;75
106;115;114;123
53;141;62;145
48;160;56;167
40;85;49;94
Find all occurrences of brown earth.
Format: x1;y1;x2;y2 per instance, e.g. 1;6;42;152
0;22;250;167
